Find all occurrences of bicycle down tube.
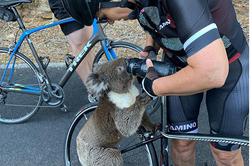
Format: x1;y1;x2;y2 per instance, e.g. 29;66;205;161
0;12;75;95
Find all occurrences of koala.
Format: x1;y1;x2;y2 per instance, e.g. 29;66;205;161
77;58;155;166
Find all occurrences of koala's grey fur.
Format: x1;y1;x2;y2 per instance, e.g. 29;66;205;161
77;58;154;166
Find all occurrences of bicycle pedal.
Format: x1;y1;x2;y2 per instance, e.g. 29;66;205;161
60;104;69;112
64;54;75;68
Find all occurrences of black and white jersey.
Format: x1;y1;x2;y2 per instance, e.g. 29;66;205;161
137;0;246;56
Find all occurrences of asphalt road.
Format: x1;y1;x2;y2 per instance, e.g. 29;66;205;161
0;66;249;166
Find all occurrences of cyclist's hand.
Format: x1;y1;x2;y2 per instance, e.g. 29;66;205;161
139;46;158;60
142;59;159;98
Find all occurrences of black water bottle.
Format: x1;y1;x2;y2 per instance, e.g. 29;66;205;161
126;58;177;78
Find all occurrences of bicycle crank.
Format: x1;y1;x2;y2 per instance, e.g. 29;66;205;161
42;83;64;106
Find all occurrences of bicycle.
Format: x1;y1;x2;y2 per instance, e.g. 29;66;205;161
64;79;249;165
0;0;143;123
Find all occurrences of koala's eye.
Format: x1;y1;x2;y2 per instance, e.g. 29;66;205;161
117;66;125;73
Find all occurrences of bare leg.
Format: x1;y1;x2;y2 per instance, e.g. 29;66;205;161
210;144;244;166
66;26;95;85
171;140;196;166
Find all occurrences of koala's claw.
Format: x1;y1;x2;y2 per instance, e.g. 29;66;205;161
136;124;161;139
137;93;151;105
143;122;161;133
153;123;161;132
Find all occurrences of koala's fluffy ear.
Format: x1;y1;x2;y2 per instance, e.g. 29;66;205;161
85;65;109;97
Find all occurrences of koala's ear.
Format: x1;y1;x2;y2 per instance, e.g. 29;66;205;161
93;62;102;73
85;72;109;97
116;65;125;74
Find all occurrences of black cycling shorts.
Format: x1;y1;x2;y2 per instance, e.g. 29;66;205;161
165;44;249;151
48;0;84;36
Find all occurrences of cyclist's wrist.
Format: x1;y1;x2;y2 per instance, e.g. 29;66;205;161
140;46;159;60
142;77;157;98
143;45;159;55
142;66;159;98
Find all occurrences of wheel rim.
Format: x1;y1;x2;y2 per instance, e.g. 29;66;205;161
0;49;42;123
65;105;156;166
94;41;142;67
119;135;155;166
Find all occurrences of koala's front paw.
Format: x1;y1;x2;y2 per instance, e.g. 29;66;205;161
137;92;152;105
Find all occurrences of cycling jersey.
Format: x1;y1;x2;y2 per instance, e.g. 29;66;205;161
137;0;247;56
136;0;248;151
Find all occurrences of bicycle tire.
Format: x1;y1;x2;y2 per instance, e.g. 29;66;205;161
0;47;42;123
64;103;158;166
93;41;143;66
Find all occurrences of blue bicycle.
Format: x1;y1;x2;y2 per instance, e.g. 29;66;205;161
0;0;142;123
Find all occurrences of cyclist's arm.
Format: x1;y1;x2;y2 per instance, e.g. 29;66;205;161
145;33;155;46
152;39;228;96
140;33;160;58
145;34;160;51
151;0;229;96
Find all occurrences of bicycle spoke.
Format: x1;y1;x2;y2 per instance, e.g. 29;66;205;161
3;103;57;108
119;137;141;148
0;48;42;123
122;147;149;159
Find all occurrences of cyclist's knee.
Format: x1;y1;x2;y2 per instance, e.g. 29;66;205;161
210;141;241;152
171;140;196;153
171;140;196;164
210;129;242;152
67;27;93;53
210;144;243;164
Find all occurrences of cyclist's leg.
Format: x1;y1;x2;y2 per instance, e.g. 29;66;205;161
166;93;203;166
49;0;95;84
206;45;248;166
66;26;95;84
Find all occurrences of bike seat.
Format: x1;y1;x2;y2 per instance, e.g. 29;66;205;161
0;0;32;7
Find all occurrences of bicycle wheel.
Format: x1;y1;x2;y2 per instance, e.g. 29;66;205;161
0;47;42;123
93;41;143;65
64;103;158;166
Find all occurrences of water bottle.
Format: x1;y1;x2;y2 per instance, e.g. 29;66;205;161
125;58;177;77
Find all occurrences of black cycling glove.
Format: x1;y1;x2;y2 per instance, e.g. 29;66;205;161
142;46;158;60
142;66;159;98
